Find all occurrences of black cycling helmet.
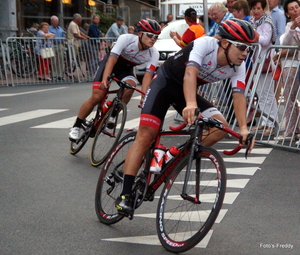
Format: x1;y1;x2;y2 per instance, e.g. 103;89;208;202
217;18;256;43
136;19;161;35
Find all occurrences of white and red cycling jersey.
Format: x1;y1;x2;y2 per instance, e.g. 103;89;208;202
110;34;159;74
163;36;246;94
93;34;159;87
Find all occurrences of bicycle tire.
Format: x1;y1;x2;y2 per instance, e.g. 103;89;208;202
90;101;127;167
69;121;93;155
156;147;227;253
95;132;137;225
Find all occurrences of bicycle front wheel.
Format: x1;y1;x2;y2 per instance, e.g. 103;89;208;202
70;121;93;155
156;147;226;253
90;101;127;167
95;132;137;225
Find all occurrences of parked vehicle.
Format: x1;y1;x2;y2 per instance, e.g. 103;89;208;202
134;20;188;83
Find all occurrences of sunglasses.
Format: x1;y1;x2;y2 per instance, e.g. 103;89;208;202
143;32;159;40
227;39;253;52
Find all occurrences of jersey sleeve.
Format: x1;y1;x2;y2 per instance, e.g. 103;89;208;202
110;34;130;57
231;62;246;94
186;37;210;69
145;48;160;74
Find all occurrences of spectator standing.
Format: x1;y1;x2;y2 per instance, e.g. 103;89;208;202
128;26;135;34
268;0;286;46
81;23;90;35
165;13;174;23
67;13;90;77
105;16;127;38
226;0;237;13
170;8;205;48
249;0;278;135
273;0;300;141
88;14;102;77
34;22;56;81
268;0;287;102
49;15;65;81
208;2;234;36
232;0;251;21
199;15;213;31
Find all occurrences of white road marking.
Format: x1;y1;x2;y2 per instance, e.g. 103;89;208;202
0;87;66;97
0;109;68;127
102;230;213;249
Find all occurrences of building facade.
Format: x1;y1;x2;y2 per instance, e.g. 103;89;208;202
0;0;160;40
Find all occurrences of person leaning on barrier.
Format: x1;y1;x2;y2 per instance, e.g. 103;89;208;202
273;0;300;142
69;19;161;141
115;19;256;216
49;15;65;81
249;0;278;136
67;13;90;77
105;16;127;38
169;8;205;48
34;22;56;81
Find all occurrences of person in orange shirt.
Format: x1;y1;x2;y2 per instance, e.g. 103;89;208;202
170;8;204;48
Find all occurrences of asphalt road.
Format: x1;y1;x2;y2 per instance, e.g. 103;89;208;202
0;82;299;255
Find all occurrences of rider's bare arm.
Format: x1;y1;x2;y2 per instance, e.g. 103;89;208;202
182;65;199;125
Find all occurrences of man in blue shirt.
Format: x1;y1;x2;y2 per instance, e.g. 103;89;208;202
88;14;102;77
49;15;65;80
268;0;286;46
105;16;127;38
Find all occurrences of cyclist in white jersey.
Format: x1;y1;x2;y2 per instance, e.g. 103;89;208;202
69;19;161;141
115;19;258;215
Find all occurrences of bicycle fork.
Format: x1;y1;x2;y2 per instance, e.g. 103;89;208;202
181;125;202;204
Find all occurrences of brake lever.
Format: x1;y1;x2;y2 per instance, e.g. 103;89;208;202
239;133;254;159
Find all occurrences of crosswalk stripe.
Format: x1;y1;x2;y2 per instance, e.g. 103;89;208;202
0;108;8;112
174;179;249;189
0;109;68;127
223;157;266;164
135;209;228;223
154;192;239;204
102;230;213;249
31;109;176;129
218;147;272;155
0;87;66;97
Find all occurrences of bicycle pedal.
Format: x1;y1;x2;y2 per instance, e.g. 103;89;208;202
118;210;134;220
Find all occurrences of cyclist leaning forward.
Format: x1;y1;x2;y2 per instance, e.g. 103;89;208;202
116;18;257;215
69;19;161;141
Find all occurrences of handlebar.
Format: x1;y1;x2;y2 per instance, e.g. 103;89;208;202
169;116;254;158
107;74;145;95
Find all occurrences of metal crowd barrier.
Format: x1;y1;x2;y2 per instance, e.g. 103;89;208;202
0;37;117;86
174;43;300;152
249;45;300;152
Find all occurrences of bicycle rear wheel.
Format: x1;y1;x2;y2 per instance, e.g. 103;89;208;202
95;132;137;225
90;101;127;167
156;147;226;253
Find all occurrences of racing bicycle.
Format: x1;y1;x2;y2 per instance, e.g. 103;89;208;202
95;113;253;253
70;74;145;167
